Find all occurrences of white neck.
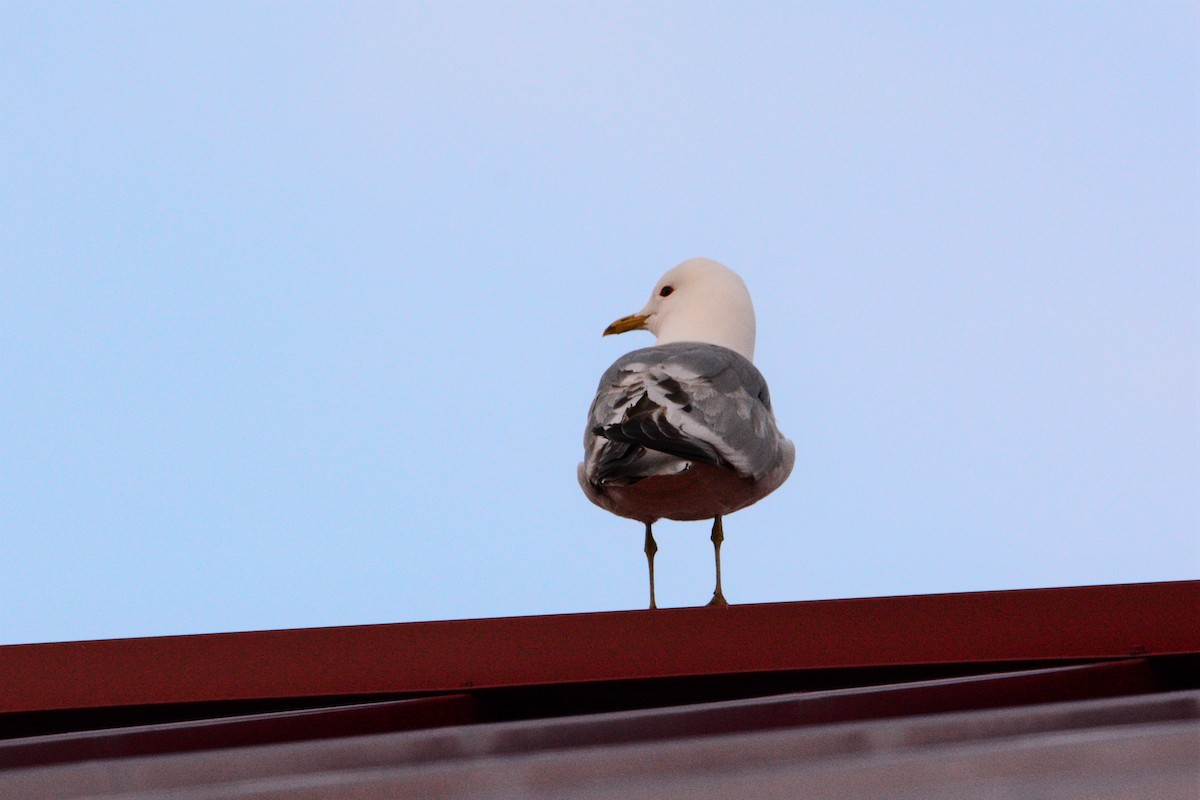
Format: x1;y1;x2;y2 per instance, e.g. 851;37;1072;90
653;293;756;361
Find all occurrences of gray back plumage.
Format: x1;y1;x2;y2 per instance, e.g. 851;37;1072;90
582;342;791;487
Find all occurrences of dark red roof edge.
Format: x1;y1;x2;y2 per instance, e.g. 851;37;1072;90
1;581;1196;715
0;660;1161;770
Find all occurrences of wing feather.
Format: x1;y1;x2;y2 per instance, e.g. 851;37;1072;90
582;343;789;486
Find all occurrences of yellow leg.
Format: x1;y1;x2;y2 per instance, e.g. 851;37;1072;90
644;522;658;610
706;515;729;607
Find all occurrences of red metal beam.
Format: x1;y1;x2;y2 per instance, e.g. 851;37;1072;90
1;581;1196;715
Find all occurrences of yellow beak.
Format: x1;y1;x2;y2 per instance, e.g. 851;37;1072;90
603;313;650;336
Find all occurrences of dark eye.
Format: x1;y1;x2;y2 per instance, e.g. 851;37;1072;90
659;286;674;297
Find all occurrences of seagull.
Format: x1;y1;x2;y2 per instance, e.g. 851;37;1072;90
578;258;794;608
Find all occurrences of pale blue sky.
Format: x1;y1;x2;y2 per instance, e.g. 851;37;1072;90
2;3;1197;645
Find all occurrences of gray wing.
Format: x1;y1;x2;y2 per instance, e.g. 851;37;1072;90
582;342;789;486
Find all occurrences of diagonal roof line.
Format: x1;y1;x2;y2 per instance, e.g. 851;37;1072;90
1;581;1196;715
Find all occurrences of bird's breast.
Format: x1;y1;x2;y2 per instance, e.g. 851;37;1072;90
588;462;762;524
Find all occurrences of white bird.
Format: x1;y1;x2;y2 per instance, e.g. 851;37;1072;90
578;258;794;608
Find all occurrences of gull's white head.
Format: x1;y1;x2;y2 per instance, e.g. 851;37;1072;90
604;258;757;361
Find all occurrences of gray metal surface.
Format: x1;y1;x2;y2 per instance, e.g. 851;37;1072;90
3;686;1197;799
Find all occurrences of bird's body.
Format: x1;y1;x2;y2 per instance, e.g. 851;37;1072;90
578;259;794;608
579;342;793;522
